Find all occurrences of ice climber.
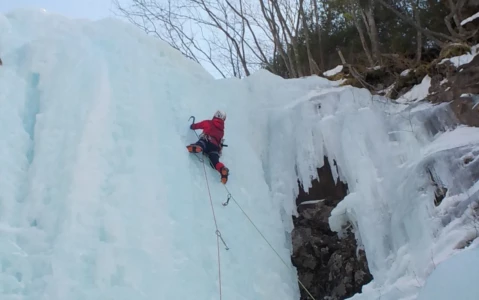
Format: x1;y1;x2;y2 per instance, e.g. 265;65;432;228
187;110;230;184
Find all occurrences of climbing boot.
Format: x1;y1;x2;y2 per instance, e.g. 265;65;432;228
220;167;229;184
186;144;203;153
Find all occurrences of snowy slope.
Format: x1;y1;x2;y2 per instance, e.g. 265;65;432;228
418;243;479;300
1;8;479;300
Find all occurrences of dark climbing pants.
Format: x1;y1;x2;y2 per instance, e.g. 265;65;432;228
193;138;221;169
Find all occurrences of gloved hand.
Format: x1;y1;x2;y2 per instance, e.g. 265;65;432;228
190;124;194;129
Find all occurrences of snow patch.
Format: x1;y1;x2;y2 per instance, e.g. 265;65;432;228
299;199;325;205
439;44;479;68
461;12;479;26
422;126;479;156
418;245;479;300
323;65;343;77
397;75;431;103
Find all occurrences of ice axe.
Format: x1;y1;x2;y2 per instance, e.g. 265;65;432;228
188;116;200;138
189;116;196;128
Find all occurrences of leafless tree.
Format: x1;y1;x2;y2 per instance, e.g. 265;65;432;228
114;0;479;80
312;0;325;71
341;0;375;67
359;0;381;63
300;0;321;75
410;0;422;64
444;0;469;38
114;0;228;77
115;0;277;78
258;0;296;76
271;0;304;76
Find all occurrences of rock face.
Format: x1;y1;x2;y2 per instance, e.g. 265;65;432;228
291;157;372;299
428;54;479;127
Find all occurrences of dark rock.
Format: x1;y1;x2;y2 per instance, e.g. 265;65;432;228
292;227;312;253
292;156;372;300
428;54;479;127
354;270;367;285
332;283;347;298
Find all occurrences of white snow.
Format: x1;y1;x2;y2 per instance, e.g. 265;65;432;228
299;199;325;205
396;75;431;103
400;69;411;76
461;12;479;26
323;65;343;77
422;126;479;156
1;8;479;300
418;245;479;300
439;44;479;68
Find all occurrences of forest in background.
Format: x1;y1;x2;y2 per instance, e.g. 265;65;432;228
115;0;479;79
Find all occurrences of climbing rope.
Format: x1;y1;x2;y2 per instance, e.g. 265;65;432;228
199;148;229;300
222;185;317;300
188;116;314;299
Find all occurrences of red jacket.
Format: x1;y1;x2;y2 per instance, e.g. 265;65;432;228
191;118;225;146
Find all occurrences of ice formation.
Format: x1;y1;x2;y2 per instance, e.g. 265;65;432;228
0;8;478;300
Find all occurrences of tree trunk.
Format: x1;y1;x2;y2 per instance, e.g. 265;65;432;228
224;0;271;68
337;48;347;65
258;0;295;77
312;0;325;71
411;0;422;65
280;22;299;77
444;0;468;38
191;0;251;76
299;0;320;75
271;0;303;77
352;13;375;67
364;4;380;64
